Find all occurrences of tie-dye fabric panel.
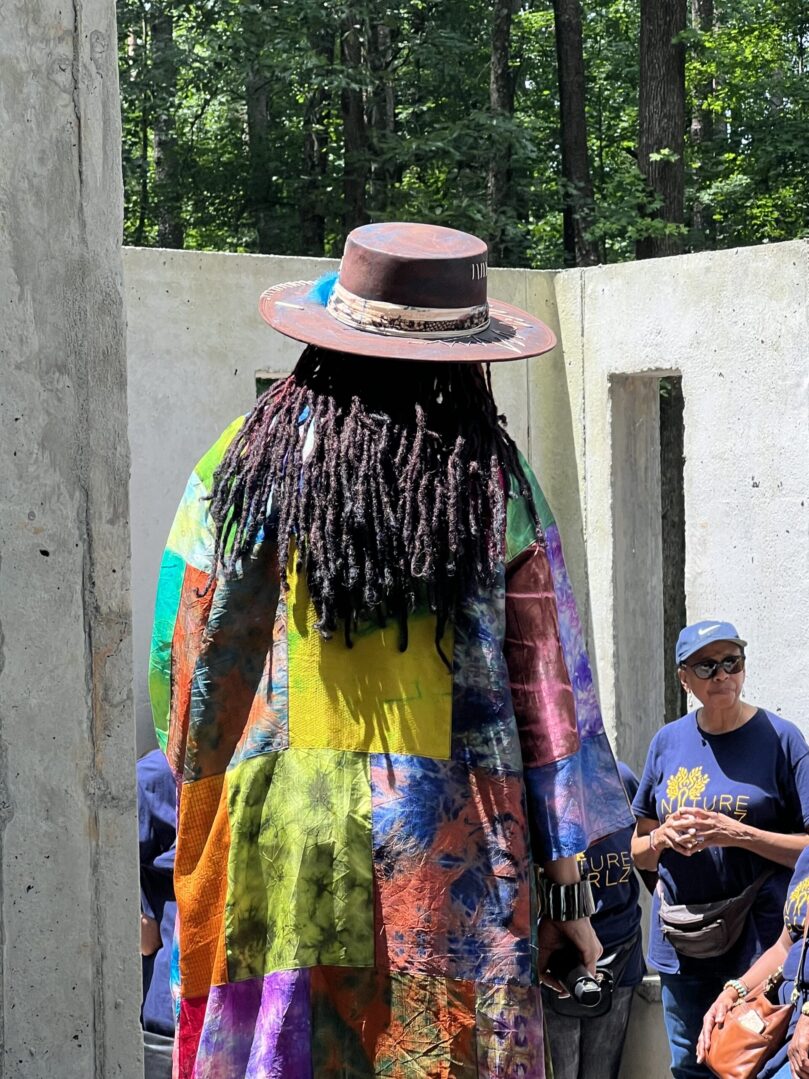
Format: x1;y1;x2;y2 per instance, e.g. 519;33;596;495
150;420;633;1077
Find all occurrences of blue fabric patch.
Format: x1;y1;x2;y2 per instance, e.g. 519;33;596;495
524;732;634;861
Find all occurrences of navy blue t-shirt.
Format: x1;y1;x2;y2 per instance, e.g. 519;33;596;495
632;709;809;976
138;749;177;1037
759;846;809;1078
583;761;645;988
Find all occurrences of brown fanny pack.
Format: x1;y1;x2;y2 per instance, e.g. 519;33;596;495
657;872;773;959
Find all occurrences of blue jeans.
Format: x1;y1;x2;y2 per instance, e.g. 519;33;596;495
659;972;731;1079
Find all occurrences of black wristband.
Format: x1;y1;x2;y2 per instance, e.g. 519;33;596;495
538;876;595;921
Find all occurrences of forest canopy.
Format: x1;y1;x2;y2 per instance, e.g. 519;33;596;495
117;0;809;267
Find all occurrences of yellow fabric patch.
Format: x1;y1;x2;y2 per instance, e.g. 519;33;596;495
287;565;453;758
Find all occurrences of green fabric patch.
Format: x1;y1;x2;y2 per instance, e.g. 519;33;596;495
224;749;374;980
195;415;246;492
505;451;556;562
148;548;186;751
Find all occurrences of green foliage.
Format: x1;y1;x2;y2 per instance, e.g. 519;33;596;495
118;0;809;265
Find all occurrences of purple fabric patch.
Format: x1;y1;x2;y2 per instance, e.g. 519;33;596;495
544;525;603;740
192;970;311;1079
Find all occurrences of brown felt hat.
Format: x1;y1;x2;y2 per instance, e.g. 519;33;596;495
259;222;556;363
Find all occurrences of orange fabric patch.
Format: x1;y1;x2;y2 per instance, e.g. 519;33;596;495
175;773;231;999
371;761;532;985
168;564;215;775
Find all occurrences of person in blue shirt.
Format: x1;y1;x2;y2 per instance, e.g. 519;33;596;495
138;748;177;1079
631;620;809;1079
544;761;651;1079
698;844;809;1079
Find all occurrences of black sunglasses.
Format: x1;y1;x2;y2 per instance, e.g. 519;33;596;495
681;654;746;680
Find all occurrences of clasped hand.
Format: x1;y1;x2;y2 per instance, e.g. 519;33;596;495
656;807;747;856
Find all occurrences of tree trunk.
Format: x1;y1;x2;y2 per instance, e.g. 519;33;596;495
637;0;686;259
690;0;714;147
245;68;274;253
553;0;599;267
367;20;398;217
300;28;334;256
150;7;184;248
660;378;686;723
488;0;516;266
341;11;369;237
690;0;714;246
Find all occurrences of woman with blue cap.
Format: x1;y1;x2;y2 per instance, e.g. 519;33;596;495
630;620;809;1079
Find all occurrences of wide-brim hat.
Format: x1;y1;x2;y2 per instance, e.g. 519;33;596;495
259;222;556;363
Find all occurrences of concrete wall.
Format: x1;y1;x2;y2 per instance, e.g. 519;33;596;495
0;1;142;1076
561;241;809;773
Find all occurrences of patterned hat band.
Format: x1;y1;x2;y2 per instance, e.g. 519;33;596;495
327;280;491;340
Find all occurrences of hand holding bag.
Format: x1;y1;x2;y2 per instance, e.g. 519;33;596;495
543;931;639;1019
704;912;809;1079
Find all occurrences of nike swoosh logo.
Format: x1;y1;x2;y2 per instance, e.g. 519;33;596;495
698;624;720;635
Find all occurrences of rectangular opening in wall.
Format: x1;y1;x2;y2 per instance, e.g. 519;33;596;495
610;371;685;764
255;370;290;398
660;377;686;722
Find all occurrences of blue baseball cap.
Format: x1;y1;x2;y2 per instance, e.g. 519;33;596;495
676;620;747;664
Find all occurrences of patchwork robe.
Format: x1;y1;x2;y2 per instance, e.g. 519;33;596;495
149;417;632;1078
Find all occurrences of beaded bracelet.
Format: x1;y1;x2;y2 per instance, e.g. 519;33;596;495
723;978;748;1000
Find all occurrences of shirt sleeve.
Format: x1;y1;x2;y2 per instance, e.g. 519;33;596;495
630;740;660;821
504;455;633;862
148;417;244;764
781;720;809;830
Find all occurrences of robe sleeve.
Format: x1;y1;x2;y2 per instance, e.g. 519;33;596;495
504;453;632;862
148;417;245;767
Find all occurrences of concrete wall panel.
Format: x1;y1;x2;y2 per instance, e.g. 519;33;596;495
0;0;141;1074
578;241;809;732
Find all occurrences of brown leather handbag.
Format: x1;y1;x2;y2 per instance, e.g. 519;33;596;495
704;916;809;1079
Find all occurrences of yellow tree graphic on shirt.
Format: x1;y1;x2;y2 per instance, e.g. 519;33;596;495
665;766;710;810
788;878;809;928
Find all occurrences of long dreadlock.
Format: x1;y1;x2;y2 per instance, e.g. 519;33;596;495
206;345;539;659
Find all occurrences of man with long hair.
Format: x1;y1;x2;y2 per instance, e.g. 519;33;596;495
149;223;632;1077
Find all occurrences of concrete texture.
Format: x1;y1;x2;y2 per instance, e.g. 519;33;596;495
622;977;671;1079
0;1;142;1075
572;240;809;775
